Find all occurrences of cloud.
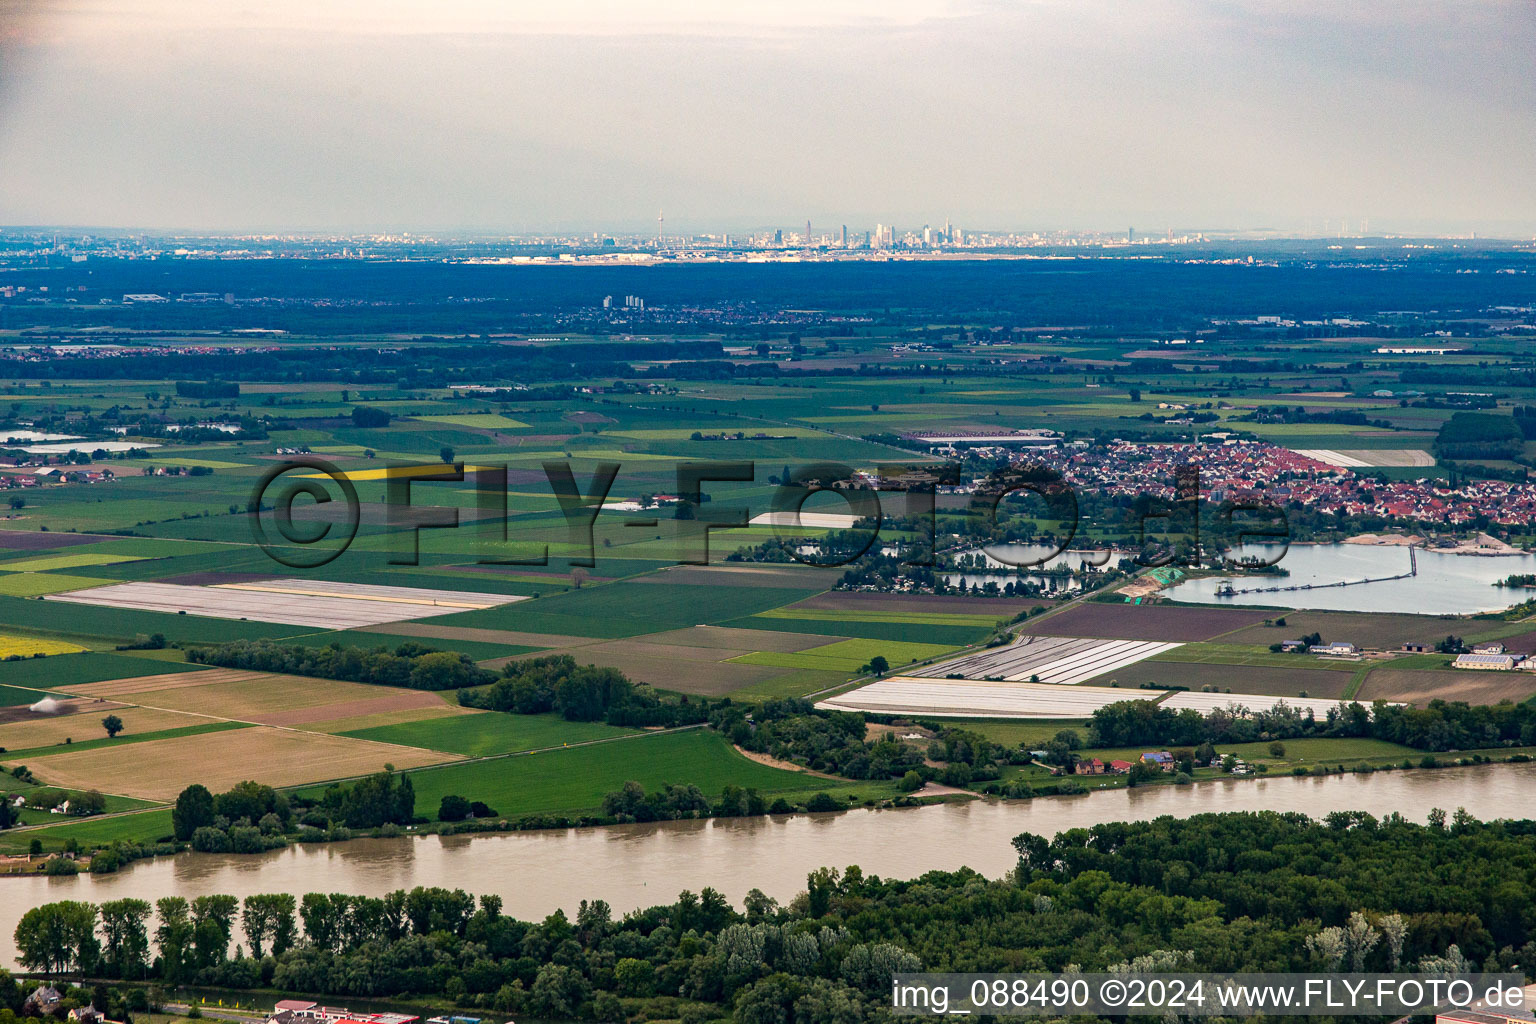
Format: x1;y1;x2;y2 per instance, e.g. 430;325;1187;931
20;0;984;40
0;0;1531;233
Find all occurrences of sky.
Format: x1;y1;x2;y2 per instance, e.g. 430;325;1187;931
1;0;1534;236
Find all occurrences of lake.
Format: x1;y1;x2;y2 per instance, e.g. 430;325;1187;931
5;760;1533;968
962;544;1117;570
1168;543;1535;614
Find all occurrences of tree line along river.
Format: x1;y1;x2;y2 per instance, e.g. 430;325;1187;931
4;759;1534;968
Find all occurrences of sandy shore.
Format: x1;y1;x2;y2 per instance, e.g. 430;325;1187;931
1342;533;1424;547
1342;532;1525;556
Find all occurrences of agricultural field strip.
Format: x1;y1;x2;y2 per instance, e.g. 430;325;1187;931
0;705;210;749
747;511;859;529
63;667;253;698
0;633;86;657
281;723;715;801
1148;642;1359;670
65;671;447;724
413;414;530;428
44;580;523;628
9;701;691;820
0;720;249;762
20;726;459;802
213;578;521;608
819;676;1377;721
0;573;118;597
914;635;1182;684
1289;448;1435;468
1288;449;1373;468
0;552;147;572
753;607;1001;626
816;677;1144;719
59;669;456;736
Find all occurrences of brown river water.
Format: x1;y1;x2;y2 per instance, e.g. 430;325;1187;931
4;761;1534;967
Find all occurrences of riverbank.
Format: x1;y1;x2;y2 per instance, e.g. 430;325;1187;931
1338;532;1524;555
6;757;1535;969
1341;533;1424;547
4;740;1532;879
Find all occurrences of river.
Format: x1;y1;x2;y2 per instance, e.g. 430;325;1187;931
5;760;1533;968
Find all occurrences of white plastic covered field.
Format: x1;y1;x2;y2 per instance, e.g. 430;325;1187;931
44;579;524;628
914;635;1182;685
819;676;1378;721
815;677;1149;718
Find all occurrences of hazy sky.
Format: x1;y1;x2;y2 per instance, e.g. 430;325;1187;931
2;0;1534;235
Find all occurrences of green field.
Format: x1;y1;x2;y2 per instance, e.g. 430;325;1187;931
436;579;830;638
395;728;863;818
732;637;959;673
9;790;161;827
1150;642;1360;671
0;552;146;572
726;614;988;646
280;629;543;663
0;682;52;706
0;808;176;853
0;596;317;643
729;668;852;701
0;651;207;689
0;573;116;597
752;607;1002;627
153;457;253;469
340;711;637;756
1216;736;1420;764
414;414;531;429
934;718;1091;748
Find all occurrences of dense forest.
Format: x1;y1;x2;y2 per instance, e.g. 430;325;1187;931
10;811;1536;1024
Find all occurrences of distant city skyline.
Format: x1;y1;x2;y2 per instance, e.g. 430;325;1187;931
1;0;1533;236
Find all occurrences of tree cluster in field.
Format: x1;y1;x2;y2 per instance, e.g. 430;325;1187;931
113;632;166;651
169;771;419;854
599;780;852;824
459;654;712;727
436;794;497;822
170;780;293;854
350;405;393;427
174;380;240;399
308;770;417;829
189;639;493;691
16;810;1536;1024
1087;695;1536;751
710;699;1007;786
